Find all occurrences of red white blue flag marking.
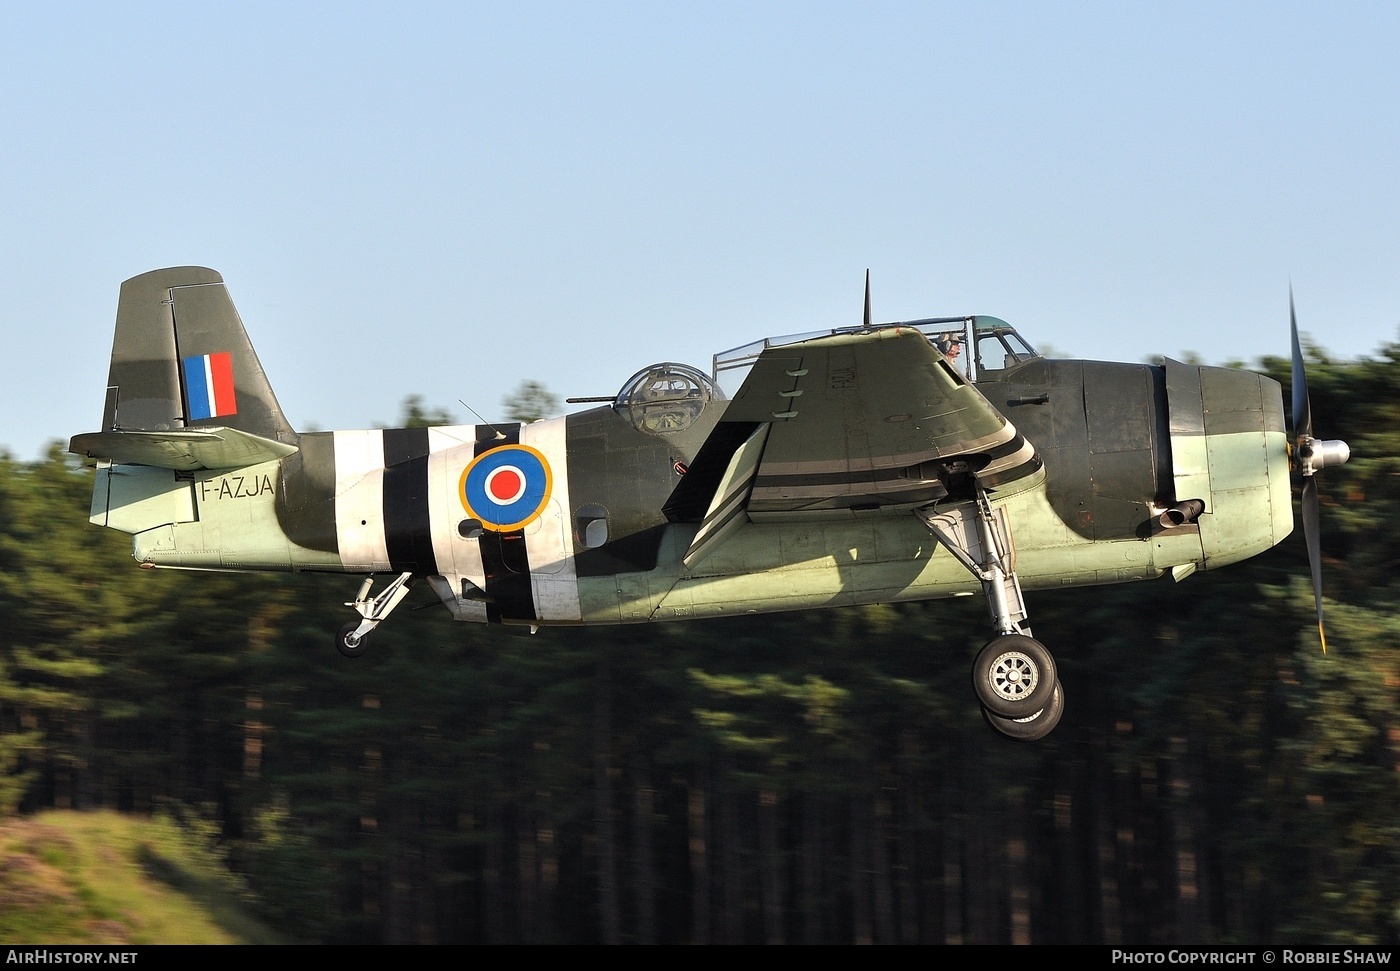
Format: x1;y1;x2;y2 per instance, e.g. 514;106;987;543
183;352;237;420
460;444;553;532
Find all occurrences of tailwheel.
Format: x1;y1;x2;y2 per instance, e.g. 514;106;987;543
336;622;370;659
972;633;1057;718
982;681;1064;741
334;572;415;659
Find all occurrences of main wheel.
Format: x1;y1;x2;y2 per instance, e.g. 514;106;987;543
982;681;1064;741
972;634;1057;718
336;622;369;659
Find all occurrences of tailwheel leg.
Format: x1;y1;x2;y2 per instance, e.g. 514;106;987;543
336;572;415;659
916;488;1063;739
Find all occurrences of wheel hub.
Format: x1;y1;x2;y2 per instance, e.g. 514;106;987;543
988;652;1039;701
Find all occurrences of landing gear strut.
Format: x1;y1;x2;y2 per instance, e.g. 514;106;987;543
335;572;415;658
917;489;1063;740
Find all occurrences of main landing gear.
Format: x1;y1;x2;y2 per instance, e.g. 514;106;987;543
918;489;1064;741
981;681;1064;741
335;572;415;658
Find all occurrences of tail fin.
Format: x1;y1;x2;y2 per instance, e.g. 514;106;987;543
71;267;297;469
101;266;292;440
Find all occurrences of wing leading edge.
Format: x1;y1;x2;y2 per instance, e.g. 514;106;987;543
674;327;1040;566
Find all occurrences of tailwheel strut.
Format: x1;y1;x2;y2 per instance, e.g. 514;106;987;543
336;572;415;658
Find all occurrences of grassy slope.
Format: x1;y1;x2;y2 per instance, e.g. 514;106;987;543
0;810;279;945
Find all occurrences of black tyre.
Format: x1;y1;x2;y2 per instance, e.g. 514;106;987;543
972;634;1057;717
982;681;1064;742
336;622;369;659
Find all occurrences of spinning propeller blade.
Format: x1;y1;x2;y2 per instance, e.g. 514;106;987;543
1300;475;1326;651
1289;287;1350;652
1290;290;1311;439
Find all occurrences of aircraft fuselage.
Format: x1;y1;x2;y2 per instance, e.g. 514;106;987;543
99;356;1291;628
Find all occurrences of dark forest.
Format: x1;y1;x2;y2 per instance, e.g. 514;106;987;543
1;349;1396;944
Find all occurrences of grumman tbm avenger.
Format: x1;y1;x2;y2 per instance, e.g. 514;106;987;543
70;267;1349;741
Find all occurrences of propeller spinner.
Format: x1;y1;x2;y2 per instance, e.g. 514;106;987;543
1289;289;1350;652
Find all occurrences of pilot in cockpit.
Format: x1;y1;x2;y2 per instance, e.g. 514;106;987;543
934;333;973;381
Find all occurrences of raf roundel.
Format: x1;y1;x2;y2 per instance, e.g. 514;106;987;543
459;444;553;532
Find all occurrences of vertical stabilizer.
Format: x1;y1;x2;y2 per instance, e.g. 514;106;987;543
102;266;294;442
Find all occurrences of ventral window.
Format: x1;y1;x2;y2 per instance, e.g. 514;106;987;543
576;504;609;548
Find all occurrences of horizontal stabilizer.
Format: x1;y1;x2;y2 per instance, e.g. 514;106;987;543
69;427;298;471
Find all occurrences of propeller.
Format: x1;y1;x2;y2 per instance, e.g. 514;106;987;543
1289;288;1350;652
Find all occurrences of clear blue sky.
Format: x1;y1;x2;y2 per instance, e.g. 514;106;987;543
4;2;1397;460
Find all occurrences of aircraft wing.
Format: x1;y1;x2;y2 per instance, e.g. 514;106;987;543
670;326;1040;566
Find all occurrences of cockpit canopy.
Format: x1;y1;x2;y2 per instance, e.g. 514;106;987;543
711;314;1040;385
614;362;726;434
601;316;1040;434
963;316;1040;378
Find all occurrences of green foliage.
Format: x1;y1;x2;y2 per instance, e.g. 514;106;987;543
396;395;456;427
0;810;277;943
2;343;1400;941
502;380;560;423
